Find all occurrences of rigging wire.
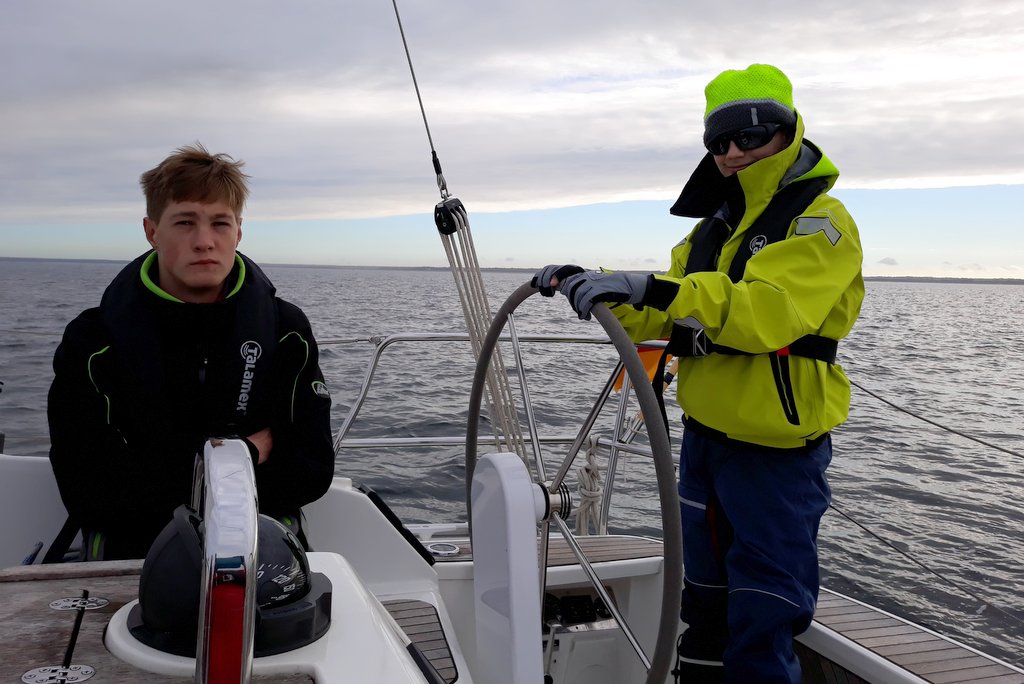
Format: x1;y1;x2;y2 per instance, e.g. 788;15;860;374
390;0;435;153
617;369;1024;632
387;0;528;462
836;377;1024;635
389;0;447;199
850;379;1022;459
0;328;62;337
826;501;1024;631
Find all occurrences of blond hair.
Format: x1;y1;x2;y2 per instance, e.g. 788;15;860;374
140;143;250;222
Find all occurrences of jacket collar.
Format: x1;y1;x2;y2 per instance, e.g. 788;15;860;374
138;251;248;304
669;113;833;230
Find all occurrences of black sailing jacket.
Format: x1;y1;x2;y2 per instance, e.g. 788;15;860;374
48;252;334;558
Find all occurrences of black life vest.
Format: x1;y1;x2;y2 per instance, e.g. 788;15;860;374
98;252;280;445
684;177;829;282
668;177;837;365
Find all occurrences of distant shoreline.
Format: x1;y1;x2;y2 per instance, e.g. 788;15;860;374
2;256;1021;285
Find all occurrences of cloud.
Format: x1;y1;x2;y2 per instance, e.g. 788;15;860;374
878;257;899;266
2;0;1023;226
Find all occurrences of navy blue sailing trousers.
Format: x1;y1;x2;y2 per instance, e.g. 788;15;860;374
676;427;832;684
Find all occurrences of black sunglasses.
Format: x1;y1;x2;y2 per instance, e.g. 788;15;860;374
707;123;785;155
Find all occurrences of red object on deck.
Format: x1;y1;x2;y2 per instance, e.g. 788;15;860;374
208;582;245;682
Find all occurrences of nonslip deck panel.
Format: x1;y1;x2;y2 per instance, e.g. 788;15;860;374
383;599;458;683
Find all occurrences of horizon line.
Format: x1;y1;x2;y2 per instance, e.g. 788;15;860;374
2;255;1022;284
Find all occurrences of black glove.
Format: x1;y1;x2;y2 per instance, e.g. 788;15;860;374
560;270;651;320
531;264;585;297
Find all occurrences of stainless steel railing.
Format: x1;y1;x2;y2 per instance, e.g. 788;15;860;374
330;332;674;534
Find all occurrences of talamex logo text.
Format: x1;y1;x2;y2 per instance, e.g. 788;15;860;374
237;341;262;414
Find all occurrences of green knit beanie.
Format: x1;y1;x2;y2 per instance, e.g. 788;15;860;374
703;64;797;148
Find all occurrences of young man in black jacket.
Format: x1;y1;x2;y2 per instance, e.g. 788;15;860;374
48;144;335;560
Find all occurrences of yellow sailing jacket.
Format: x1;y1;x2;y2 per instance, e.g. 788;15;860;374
613;115;864;448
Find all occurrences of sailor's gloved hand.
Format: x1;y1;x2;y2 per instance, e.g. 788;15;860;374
532;264;585;297
560;270;651;320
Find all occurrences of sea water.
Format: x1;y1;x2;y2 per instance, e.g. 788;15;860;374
1;257;1022;665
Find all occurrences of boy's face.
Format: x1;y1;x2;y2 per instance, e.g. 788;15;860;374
143;199;242;303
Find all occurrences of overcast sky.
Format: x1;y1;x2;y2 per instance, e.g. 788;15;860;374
2;0;1022;277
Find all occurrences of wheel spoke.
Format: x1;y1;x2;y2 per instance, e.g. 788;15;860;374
548;360;623;493
550;512;652;670
505;312;547;480
466;282;683;684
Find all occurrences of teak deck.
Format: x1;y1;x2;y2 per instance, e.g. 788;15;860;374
0;561;312;683
437;535;1022;683
807;590;1023;684
1;538;1020;683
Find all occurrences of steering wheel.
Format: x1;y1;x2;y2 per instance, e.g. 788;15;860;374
466;281;683;684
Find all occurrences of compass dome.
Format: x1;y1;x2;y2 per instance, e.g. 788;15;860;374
127;504;332;657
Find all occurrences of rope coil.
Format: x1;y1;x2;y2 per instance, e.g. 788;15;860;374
575;438;603;535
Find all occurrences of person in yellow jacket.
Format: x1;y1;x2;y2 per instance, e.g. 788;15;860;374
534;64;863;683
